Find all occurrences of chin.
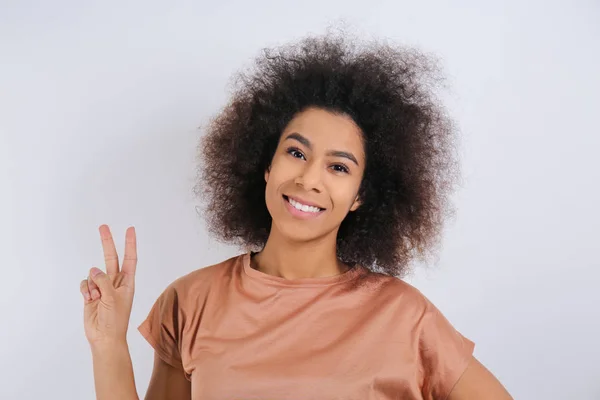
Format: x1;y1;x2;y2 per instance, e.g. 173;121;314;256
278;224;324;243
269;217;330;243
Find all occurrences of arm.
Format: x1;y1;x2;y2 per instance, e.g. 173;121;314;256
91;341;139;400
447;356;513;400
82;226;141;400
144;352;192;400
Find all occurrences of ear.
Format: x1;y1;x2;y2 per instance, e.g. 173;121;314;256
264;166;270;183
349;195;361;212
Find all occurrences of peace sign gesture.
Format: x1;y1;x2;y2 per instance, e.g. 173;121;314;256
80;225;138;347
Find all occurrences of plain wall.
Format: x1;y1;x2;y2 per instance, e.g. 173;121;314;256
1;0;599;398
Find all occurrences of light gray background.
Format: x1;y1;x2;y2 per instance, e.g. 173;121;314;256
1;1;599;399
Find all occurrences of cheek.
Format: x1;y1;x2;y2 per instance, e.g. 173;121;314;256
267;156;298;186
264;161;290;198
265;174;280;201
328;181;361;211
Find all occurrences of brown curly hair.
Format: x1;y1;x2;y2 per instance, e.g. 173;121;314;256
193;28;461;277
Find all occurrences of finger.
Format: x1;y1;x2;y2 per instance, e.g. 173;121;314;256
99;224;120;276
121;226;137;276
87;274;100;300
80;279;92;302
88;267;115;302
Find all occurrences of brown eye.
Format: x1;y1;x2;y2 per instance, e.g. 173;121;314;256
331;164;349;174
286;147;306;160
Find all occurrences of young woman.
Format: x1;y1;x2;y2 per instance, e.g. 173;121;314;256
80;31;513;399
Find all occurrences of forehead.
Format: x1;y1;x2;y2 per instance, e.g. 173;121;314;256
282;107;364;155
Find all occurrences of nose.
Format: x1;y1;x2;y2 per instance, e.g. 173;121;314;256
294;159;323;193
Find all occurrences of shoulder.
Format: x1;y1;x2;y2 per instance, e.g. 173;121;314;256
362;270;432;312
158;253;243;300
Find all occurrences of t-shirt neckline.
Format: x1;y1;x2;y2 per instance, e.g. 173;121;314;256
241;251;366;288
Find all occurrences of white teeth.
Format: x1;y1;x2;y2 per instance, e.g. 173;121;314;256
288;197;321;213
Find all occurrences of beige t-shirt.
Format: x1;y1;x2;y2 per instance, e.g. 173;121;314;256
138;253;474;400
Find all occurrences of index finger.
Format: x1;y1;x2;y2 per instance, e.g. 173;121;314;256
121;226;137;276
99;224;119;275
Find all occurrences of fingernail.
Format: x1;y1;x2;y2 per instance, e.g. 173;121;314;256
85;292;91;301
91;267;103;277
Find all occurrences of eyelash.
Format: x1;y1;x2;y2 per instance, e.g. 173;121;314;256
287;147;306;160
285;147;350;174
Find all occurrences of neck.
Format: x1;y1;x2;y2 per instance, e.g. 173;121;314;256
252;225;348;280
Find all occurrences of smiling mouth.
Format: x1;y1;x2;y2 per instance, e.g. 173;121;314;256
283;195;325;214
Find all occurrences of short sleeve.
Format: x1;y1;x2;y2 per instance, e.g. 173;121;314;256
137;280;187;375
418;300;475;400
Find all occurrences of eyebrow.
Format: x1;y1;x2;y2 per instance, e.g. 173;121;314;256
284;132;359;166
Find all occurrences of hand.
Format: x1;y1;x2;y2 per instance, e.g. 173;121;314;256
80;224;138;347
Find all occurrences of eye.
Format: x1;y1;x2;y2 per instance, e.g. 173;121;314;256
331;164;349;174
286;147;306;160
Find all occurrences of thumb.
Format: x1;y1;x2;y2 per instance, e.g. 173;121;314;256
89;267;114;300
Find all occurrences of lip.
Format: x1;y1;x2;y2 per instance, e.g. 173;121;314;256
283;195;326;220
283;194;326;209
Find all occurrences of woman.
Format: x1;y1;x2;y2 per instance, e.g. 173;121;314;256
80;31;513;399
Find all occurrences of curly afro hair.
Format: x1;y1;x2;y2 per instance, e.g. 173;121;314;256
194;28;461;277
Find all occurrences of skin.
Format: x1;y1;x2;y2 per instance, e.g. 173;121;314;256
449;357;513;399
81;226;192;400
80;225;141;399
255;107;364;279
80;107;512;399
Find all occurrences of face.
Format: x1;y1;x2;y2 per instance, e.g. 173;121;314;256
264;107;366;243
